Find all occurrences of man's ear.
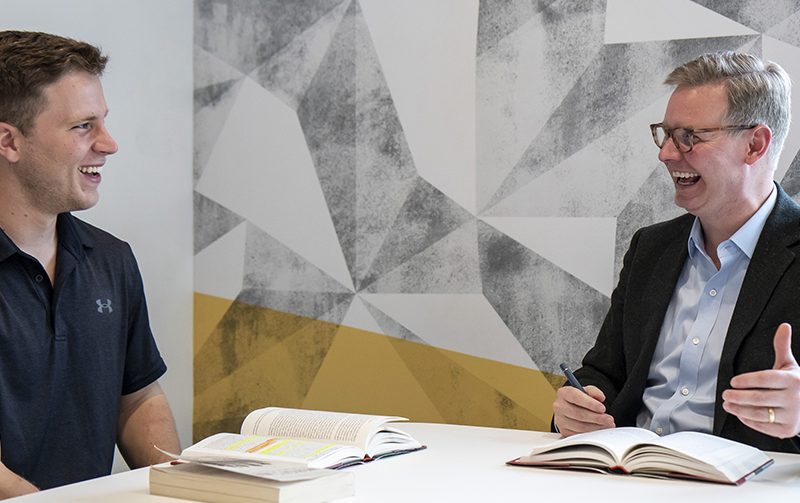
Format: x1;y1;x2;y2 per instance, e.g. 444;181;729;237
0;122;22;163
744;124;771;165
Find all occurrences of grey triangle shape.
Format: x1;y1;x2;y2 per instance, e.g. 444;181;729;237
692;0;800;33
360;299;426;344
476;0;563;55
363;219;481;294
194;77;244;184
484;34;761;212
478;220;610;375
781;150;800;201
195;0;346;75
359;179;474;290
765;9;800;46
614;167;686;282
242;223;353;298
194;191;245;254
298;0;358;290
250;0;350;110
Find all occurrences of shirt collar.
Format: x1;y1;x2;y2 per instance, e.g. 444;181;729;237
0;213;94;264
687;184;778;260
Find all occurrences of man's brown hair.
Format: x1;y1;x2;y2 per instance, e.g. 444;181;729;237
0;30;108;134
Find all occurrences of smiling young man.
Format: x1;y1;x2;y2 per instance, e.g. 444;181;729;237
0;31;180;496
552;52;800;452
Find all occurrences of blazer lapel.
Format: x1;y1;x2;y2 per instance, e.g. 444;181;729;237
714;186;800;434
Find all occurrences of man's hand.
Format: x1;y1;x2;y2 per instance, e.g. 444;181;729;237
552;385;615;437
722;323;800;438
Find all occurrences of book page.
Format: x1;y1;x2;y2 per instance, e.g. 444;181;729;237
180;432;364;469
622;431;772;482
240;407;408;450
526;427;659;466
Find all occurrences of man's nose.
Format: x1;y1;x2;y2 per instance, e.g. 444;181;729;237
658;137;681;163
94;125;118;155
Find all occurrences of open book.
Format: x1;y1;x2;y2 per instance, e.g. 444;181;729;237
179;407;425;469
508;427;773;485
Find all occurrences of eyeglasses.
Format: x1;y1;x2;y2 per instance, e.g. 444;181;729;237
649;123;757;153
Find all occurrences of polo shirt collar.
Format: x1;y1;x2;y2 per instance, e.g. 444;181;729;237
687;184;778;260
0;227;16;263
56;213;95;261
0;213;94;264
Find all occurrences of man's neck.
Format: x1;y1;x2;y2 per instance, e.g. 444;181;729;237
0;193;59;283
700;183;775;269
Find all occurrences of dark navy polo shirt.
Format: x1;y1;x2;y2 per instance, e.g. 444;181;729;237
0;213;167;489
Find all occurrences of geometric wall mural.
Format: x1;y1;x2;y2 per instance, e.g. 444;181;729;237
193;0;800;440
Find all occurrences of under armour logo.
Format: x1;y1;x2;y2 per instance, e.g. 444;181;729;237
96;299;113;314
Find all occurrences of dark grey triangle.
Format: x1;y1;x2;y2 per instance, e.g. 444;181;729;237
478;220;610;375
781;150;800;201
298;0;358;290
614;167;686;283
476;0;562;55
242;223;353;296
194;191;245;254
195;0;346;75
359;179;474;290
194;78;244;183
692;0;800;33
360;299;427;344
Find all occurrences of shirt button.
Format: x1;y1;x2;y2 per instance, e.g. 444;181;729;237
34;274;43;283
692;337;700;345
681;387;689;396
709;289;717;297
655;427;663;435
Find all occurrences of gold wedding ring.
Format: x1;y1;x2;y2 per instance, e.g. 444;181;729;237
768;407;776;424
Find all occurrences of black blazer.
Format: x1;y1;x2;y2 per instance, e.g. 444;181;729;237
575;184;800;453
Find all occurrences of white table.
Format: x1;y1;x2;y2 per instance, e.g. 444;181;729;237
10;423;800;501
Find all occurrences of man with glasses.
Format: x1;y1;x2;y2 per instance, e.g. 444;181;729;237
552;51;800;452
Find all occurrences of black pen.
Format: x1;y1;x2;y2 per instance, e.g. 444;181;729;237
559;363;588;394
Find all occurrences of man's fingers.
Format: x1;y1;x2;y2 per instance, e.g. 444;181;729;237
730;368;796;390
553;386;615;436
773;322;796;370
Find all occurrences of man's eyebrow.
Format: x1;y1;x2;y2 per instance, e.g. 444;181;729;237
74;110;110;122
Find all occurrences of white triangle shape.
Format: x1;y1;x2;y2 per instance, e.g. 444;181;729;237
196;77;354;291
360;293;537;369
482;217;616;297
359;0;478;214
340;296;385;335
194;222;247;300
605;0;758;43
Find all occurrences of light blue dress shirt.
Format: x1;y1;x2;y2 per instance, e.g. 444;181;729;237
637;187;777;435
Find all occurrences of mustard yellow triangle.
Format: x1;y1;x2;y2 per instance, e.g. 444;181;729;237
436;349;556;430
385;336;549;431
193;313;340;441
302;325;444;422
194;292;235;357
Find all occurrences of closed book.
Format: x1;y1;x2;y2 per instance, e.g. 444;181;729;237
149;463;355;503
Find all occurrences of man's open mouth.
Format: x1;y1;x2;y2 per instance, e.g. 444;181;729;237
78;166;102;177
671;171;700;186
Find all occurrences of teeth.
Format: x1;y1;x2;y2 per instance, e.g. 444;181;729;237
79;166;103;174
671;171;698;179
